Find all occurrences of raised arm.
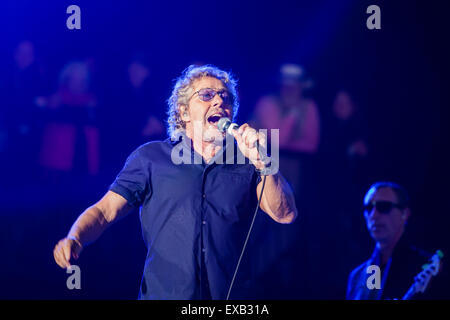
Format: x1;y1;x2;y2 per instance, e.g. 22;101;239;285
53;190;133;269
232;123;298;224
256;172;298;224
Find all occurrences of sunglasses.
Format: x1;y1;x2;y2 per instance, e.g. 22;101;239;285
363;201;405;214
190;88;234;105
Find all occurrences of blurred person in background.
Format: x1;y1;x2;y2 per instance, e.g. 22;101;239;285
2;40;47;182
251;64;320;193
125;53;165;143
249;63;320;298
37;60;99;179
252;63;320;154
107;53;165;160
324;89;369;217
308;89;371;298
322;89;369;175
319;89;371;280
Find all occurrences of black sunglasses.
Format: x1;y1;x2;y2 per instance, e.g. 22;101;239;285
363;201;405;214
190;88;233;105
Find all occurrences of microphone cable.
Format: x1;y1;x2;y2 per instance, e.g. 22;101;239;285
226;174;267;300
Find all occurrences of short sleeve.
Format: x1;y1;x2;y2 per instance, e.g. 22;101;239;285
109;148;151;207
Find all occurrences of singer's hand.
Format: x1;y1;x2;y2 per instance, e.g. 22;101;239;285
232;123;267;169
53;237;83;269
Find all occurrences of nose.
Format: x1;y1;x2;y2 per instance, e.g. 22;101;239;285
365;206;380;220
211;92;224;107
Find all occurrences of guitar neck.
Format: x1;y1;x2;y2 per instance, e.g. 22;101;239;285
401;284;416;300
401;250;443;300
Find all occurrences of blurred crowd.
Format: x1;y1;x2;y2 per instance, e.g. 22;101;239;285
0;41;368;183
0;41;167;185
0;40;374;298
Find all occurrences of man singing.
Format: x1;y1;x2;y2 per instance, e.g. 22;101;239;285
53;65;298;299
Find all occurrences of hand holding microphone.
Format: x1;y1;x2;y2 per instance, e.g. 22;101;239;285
217;118;271;172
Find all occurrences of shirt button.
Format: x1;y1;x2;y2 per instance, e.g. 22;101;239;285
202;248;206;253
202;194;206;199
202;220;206;225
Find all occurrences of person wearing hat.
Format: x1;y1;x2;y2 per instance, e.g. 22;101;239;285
250;63;320;210
252;63;320;154
248;64;320;297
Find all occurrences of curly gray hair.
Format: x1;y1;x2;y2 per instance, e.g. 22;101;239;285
166;64;239;139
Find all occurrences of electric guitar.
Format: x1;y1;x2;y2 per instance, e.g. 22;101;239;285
401;250;444;300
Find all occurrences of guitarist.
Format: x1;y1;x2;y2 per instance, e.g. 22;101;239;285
346;182;441;300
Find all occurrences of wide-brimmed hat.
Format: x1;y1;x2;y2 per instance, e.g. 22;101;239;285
279;63;314;88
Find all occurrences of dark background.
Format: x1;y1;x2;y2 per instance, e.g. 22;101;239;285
0;0;448;299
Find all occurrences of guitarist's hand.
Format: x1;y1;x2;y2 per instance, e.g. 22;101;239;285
53;237;83;269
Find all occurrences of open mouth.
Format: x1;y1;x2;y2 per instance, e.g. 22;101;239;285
207;114;223;125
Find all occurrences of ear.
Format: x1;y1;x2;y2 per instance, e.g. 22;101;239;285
402;208;411;222
180;105;190;122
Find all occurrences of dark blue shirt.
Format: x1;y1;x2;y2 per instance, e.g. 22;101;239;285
109;132;262;299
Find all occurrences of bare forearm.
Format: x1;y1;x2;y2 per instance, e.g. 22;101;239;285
67;205;110;247
54;191;131;269
258;173;298;223
233;122;298;223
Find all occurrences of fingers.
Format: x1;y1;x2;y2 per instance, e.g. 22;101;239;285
53;242;70;269
238;124;259;149
258;131;267;146
62;241;72;265
68;236;83;260
231;128;244;146
53;238;78;269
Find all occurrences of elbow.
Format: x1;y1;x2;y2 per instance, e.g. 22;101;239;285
92;204;112;225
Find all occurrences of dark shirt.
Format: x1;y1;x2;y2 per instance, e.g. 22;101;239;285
109;132;262;299
346;237;438;300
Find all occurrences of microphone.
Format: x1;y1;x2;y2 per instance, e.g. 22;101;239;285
217;117;238;135
217;117;271;167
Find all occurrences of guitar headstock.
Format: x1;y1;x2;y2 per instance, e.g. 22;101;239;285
413;250;444;294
